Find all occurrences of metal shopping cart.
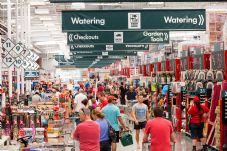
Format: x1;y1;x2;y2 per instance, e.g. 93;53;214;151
142;142;175;151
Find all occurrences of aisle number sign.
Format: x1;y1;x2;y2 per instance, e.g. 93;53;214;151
2;38;40;70
14;57;24;68
62;9;206;31
2;39;15;52
67;31;169;44
3;54;15;67
12;44;23;54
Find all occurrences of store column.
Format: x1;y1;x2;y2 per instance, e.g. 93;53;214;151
7;0;13;98
0;35;2;85
16;0;21;97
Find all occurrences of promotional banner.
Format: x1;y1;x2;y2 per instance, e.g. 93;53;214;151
70;44;149;51
62;9;206;31
67;31;169;44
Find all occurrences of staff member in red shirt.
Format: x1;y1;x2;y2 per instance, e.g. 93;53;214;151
188;96;209;151
98;92;108;110
143;107;176;151
73;107;100;151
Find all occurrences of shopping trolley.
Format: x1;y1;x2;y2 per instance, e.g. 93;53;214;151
142;142;175;151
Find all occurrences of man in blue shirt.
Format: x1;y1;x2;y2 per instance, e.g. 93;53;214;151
102;95;127;151
125;86;137;107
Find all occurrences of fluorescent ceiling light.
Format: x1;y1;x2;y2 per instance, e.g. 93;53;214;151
35;9;49;15
1;2;15;5
147;2;164;5
71;3;85;9
87;3;120;6
30;2;48;6
35;41;57;45
40;17;52;21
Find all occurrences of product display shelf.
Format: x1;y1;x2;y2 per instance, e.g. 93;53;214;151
208;12;227;47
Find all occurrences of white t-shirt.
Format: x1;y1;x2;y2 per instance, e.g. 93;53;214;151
55;92;60;98
74;93;87;112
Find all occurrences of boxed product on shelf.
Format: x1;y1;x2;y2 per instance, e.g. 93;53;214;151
34;135;44;144
36;128;44;136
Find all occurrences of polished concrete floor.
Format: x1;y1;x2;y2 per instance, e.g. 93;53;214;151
118;131;209;151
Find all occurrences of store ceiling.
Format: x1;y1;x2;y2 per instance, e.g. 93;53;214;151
1;0;227;67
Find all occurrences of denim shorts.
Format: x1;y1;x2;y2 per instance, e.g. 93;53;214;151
190;123;204;139
100;140;111;151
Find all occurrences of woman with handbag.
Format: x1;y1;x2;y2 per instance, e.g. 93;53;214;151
188;96;209;151
92;109;111;151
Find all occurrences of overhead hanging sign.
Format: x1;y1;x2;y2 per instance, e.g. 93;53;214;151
62;9;206;31
67;31;169;44
70;44;149;51
2;38;40;70
51;0;227;3
24;71;40;78
73;51;137;56
72;56;127;59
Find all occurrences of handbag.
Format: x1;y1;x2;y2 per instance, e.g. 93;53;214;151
120;131;133;146
105;119;116;142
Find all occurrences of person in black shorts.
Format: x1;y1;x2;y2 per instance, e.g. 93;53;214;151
119;82;127;105
132;94;149;149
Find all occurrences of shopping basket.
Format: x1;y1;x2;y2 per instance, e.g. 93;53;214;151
120;130;133;147
142;142;175;151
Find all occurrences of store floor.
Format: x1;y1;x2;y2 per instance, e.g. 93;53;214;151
65;131;207;151
118;131;206;151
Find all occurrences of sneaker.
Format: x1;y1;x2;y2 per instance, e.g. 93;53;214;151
137;144;141;149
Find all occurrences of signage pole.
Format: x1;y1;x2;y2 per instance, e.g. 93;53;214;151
0;35;2;85
16;0;21;98
20;0;25;94
21;68;24;94
7;0;13;98
27;0;32;93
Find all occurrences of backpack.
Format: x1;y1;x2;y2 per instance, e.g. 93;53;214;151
105;119;117;143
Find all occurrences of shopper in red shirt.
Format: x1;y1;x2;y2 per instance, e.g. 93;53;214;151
73;107;100;151
98;92;108;110
188;96;209;151
143;107;176;151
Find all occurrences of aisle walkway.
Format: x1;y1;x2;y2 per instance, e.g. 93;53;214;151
118;132;202;151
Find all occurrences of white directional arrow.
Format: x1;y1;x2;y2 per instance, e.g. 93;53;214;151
164;33;168;41
198;15;204;26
